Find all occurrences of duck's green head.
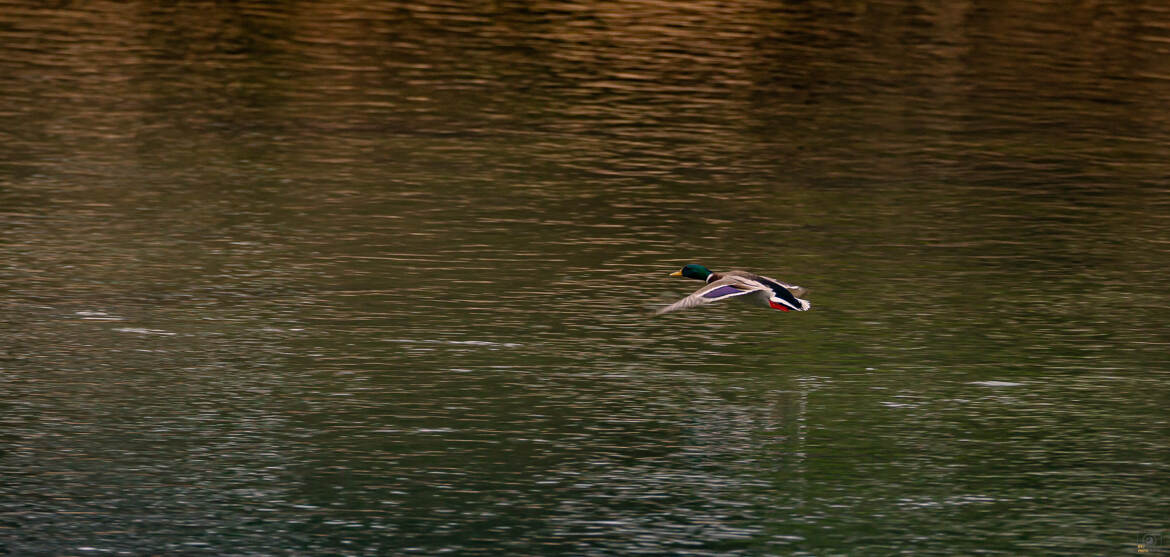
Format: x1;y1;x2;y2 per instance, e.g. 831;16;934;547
669;264;712;281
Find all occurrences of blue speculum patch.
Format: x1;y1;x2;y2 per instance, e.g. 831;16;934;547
702;285;743;299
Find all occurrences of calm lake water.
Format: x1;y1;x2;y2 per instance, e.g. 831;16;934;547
3;1;1170;555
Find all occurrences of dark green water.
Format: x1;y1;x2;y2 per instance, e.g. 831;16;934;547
3;1;1170;555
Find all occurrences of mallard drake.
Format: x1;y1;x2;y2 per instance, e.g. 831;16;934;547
656;264;811;315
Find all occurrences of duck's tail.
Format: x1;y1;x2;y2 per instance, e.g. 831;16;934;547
768;295;811;312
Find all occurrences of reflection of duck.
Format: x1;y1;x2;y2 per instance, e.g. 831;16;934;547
656;264;811;315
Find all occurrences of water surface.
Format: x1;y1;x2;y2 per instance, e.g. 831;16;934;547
2;1;1170;554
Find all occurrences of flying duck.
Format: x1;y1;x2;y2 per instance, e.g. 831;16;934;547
656;264;811;315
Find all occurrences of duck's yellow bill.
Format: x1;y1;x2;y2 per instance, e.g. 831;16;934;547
669;271;683;277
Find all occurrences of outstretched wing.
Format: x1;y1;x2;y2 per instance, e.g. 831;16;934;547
755;273;807;298
655;279;765;316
